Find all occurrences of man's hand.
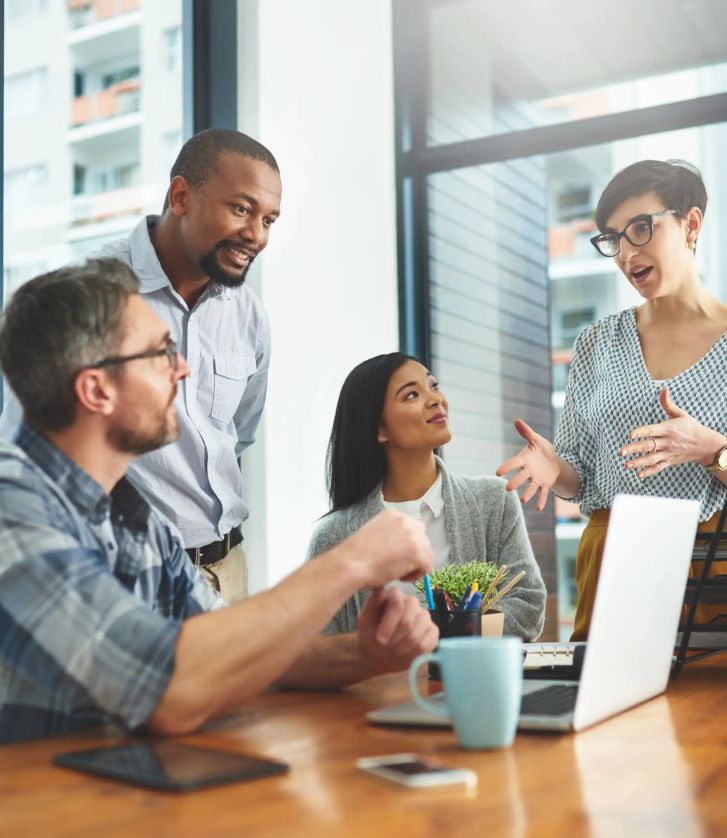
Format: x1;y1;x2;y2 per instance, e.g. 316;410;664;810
338;510;434;589
357;587;439;676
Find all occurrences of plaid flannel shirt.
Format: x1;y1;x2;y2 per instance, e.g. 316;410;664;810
0;424;224;744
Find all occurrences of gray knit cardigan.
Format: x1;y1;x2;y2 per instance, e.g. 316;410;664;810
306;458;546;641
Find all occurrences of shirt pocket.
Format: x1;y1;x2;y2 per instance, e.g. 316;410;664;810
211;353;255;423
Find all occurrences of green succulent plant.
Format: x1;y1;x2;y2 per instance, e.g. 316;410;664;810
414;561;504;607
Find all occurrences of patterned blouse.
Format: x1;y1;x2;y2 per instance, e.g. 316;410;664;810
554;307;727;521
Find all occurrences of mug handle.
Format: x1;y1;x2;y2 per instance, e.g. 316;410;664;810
408;652;450;718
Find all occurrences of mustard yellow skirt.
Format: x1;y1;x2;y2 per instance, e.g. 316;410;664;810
572;507;726;641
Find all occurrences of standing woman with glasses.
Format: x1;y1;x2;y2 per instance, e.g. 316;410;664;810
497;159;727;640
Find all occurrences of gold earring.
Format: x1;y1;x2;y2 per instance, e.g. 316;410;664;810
689;240;697;251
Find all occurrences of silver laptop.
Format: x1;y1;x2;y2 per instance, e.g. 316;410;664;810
367;494;699;733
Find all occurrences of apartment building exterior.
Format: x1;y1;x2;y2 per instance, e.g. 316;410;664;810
4;0;182;303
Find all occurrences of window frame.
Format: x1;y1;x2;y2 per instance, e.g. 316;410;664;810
0;0;239;410
392;0;727;363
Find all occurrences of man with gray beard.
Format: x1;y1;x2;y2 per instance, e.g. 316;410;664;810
0;259;438;743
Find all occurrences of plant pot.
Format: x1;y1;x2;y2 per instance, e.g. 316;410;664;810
481;610;504;637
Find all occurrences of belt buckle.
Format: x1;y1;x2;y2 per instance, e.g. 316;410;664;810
193;547;202;566
223;531;232;555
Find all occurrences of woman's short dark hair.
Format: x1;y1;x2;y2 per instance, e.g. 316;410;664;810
595;159;708;232
326;352;417;513
0;258;138;431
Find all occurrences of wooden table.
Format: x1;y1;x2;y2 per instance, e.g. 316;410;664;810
1;658;726;837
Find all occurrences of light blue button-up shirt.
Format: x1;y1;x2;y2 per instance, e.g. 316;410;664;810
0;217;271;548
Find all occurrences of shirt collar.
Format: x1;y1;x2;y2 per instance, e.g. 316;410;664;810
127;216;171;293
420;469;444;517
15;423;150;529
130;216;228;300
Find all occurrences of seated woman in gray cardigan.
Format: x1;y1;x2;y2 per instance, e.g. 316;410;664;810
307;353;546;640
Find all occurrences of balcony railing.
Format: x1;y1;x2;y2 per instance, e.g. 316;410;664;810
67;0;140;30
71;79;140;127
71;186;142;226
548;219;597;261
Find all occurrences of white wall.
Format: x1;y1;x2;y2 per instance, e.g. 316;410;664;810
238;0;399;590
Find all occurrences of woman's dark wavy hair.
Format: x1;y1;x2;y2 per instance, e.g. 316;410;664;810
595;159;708;234
326;352;418;513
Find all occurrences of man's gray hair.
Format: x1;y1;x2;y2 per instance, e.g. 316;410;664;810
0;258;140;431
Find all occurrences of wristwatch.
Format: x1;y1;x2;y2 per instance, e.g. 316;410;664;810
706;444;727;473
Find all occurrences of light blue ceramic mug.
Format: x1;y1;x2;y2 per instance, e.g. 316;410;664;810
409;636;523;749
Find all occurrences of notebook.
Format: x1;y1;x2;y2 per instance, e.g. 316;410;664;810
523;642;586;669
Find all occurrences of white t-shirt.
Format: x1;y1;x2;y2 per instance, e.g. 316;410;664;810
382;470;449;601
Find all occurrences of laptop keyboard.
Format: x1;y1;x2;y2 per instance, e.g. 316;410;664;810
521;684;578;716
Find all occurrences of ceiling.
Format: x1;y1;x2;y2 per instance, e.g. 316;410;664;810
432;0;727;100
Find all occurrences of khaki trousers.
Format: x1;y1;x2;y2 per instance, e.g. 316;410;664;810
200;542;249;602
571;508;724;641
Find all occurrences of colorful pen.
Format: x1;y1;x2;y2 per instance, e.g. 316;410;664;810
432;586;447;613
423;573;435;610
460;581;478;610
457;583;473;610
467;591;482;612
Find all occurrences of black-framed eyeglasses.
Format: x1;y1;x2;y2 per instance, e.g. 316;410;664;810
590;209;678;257
88;338;179;371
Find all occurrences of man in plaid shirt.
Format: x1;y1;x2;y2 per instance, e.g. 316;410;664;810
0;259;438;744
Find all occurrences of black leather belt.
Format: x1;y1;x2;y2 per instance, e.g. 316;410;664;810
186;527;243;566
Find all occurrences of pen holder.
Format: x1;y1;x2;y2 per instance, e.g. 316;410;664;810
481;610;505;638
427;609;482;680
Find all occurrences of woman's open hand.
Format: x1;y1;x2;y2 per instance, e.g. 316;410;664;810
496;419;561;511
619;387;727;478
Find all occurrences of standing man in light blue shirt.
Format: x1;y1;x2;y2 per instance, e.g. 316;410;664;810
0;129;281;600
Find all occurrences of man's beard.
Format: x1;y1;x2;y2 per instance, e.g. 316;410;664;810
199;242;257;289
108;394;179;456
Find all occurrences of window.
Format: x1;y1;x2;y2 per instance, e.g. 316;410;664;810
560;308;596;348
162;129;182;172
74;71;86;98
101;66;140;90
74;163;140;196
5;68;48;118
556;187;592;224
395;0;727;639
4;165;48;214
6;0;47;21
73;164;86;196
163;26;182;74
3;262;45;304
68;3;93;30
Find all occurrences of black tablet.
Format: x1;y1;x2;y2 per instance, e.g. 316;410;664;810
53;741;289;792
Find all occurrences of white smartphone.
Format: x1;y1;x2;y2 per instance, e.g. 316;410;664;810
356;753;477;788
